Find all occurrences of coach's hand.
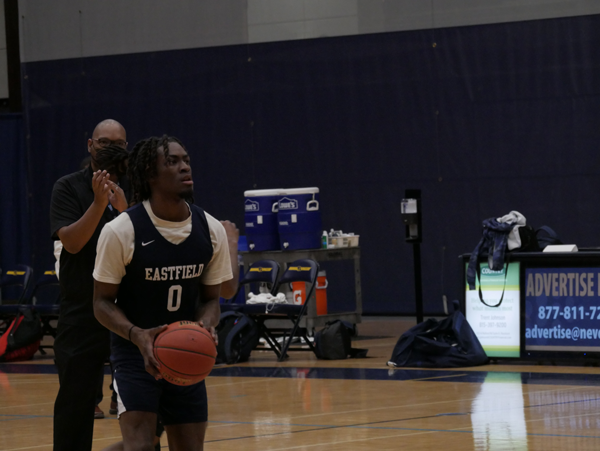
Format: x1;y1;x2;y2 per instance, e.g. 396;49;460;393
92;170;111;209
130;324;169;380
107;181;128;213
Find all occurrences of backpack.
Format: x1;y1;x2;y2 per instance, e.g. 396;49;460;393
388;300;488;368
0;308;43;362
215;311;259;364
314;320;368;360
535;226;562;250
515;225;540;252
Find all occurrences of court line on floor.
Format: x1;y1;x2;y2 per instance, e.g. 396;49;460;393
3;397;599;448
0;402;55;411
207;378;276;388
206;416;600;446
207;418;600;450
409;373;468;381
206;413;469;444
207;383;589;430
0;380;58;386
207;386;600;441
1;445;51;450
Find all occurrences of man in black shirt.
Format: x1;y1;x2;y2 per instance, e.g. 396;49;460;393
50;119;129;451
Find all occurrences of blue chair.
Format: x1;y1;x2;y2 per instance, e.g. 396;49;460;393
0;265;34;329
29;270;60;354
239;259;319;361
220;260;281;313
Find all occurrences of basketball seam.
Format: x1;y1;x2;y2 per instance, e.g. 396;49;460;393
159;327;212;337
157;360;214;378
155;346;216;359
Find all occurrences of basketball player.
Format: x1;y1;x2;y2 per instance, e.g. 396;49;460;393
50;120;129;451
93;135;232;450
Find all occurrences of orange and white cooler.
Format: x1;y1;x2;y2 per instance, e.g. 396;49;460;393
291;270;328;315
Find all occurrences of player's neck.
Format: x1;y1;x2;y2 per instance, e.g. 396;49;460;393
148;195;189;222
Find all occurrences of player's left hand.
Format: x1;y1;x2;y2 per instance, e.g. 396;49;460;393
198;320;218;345
107;181;128;213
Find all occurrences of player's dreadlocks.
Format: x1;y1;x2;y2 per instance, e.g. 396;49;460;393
128;135;191;205
94;144;129;180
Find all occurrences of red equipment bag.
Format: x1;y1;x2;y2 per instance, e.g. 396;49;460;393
0;308;43;362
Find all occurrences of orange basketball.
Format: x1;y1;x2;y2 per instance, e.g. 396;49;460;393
153;321;217;386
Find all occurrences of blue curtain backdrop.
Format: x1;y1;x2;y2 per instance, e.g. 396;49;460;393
0;114;31;271
17;14;600;314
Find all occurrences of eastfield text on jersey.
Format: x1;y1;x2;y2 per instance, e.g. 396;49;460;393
144;264;205;281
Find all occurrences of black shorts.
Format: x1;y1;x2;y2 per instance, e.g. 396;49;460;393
112;357;208;425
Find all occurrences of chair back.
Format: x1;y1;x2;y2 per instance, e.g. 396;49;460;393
277;259;319;285
0;265;33;304
30;271;60;306
225;260;281;303
276;259;319;302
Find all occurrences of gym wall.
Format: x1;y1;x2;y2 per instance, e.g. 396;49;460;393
6;1;600;314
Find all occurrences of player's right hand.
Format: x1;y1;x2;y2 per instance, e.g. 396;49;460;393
220;220;239;247
130;324;169;380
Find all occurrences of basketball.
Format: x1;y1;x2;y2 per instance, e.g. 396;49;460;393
153;321;217;386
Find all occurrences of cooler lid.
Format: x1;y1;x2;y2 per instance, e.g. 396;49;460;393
280;187;319;195
244;188;283;197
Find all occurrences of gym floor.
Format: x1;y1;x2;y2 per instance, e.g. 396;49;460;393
1;317;599;450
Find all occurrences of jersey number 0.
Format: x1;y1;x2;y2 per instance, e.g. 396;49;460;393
167;285;182;311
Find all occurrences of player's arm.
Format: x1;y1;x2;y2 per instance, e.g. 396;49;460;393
219;220;239;300
92;215;166;379
93;281;134;340
93;281;167;379
55;170;114;254
196;284;221;343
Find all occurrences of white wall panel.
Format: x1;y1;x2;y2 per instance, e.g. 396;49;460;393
19;0;247;62
247;0;358;43
431;0;600;28
248;0;304;25
357;0;433;35
303;0;358;20
248;21;307;44
0;5;6;42
304;16;358;39
18;0;600;63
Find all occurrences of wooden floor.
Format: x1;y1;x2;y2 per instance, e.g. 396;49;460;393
2;317;600;450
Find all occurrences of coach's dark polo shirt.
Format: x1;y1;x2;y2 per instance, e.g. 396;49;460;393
50;166;129;327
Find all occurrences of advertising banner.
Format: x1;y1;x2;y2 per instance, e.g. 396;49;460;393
465;262;521;358
525;267;600;352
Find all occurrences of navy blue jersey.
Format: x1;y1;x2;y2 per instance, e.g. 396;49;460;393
112;203;213;356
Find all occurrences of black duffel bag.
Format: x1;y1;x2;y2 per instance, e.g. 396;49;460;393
388;301;488;368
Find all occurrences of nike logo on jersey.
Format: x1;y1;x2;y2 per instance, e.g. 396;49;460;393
141;240;155;247
144;264;205;281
